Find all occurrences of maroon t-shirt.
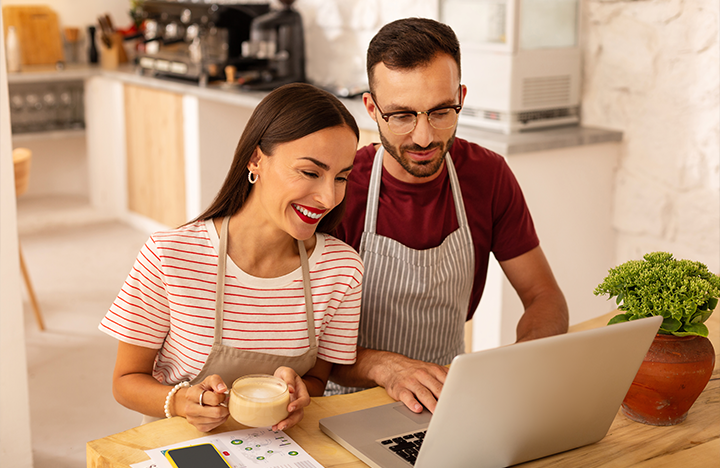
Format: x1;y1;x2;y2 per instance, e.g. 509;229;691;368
334;138;539;320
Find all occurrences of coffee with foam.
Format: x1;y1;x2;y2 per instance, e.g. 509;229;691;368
229;375;290;427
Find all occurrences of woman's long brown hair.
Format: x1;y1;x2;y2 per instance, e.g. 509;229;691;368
194;83;359;234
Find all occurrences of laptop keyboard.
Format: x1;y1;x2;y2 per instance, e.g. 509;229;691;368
378;430;426;466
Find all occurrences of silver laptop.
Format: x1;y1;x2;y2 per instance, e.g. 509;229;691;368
320;315;662;468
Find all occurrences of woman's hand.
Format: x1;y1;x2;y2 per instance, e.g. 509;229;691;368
112;344;229;432
176;374;230;433
272;366;311;431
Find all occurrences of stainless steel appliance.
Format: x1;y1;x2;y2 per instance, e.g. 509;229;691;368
136;1;270;86
238;0;305;90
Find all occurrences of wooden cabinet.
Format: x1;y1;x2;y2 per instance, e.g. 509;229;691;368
124;84;187;228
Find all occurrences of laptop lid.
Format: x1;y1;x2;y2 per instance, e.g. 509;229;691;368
320;315;662;468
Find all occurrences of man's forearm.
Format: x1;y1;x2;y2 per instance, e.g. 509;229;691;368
515;289;569;342
330;346;394;388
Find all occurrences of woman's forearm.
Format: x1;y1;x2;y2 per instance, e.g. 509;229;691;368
113;372;189;418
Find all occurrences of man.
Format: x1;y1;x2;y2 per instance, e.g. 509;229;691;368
328;18;569;413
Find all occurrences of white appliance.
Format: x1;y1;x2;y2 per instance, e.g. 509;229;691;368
441;0;582;133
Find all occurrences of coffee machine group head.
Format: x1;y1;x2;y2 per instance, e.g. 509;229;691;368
240;0;305;90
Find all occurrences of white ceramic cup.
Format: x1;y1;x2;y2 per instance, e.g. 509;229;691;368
228;374;290;427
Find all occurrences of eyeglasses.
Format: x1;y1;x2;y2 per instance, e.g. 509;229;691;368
371;86;463;135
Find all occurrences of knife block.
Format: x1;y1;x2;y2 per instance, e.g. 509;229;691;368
100;33;127;69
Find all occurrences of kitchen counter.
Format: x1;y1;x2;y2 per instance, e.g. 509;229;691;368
8;64;622;155
6;63;99;83
458;124;623;156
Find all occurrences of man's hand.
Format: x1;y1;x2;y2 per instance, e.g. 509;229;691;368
377;354;449;413
331;347;449;414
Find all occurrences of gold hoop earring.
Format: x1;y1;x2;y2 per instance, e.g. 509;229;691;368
248;171;258;184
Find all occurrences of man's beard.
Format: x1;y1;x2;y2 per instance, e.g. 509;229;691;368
379;128;456;179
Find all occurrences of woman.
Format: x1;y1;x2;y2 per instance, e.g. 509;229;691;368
100;83;363;433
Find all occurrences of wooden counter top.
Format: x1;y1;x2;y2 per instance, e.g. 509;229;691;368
87;312;719;467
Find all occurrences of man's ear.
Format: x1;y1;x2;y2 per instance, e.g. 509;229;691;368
363;92;378;122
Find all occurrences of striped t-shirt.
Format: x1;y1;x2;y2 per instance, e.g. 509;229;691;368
99;219;363;385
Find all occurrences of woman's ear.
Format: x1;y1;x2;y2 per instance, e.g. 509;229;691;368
247;147;262;173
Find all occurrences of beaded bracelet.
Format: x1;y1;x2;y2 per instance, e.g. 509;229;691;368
164;381;190;419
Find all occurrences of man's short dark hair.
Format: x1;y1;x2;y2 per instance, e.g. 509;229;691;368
366;17;461;92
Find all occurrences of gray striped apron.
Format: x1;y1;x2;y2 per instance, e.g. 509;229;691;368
327;146;474;395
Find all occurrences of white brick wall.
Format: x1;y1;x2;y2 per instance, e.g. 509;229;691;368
581;0;719;273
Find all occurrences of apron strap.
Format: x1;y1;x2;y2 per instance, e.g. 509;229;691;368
364;147;469;233
215;216;316;349
444;155;470;228
214;216;231;345
363;146;385;234
297;239;317;350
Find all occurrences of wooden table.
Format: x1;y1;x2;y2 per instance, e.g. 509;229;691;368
87;312;719;467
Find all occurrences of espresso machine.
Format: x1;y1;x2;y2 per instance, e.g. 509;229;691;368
136;1;270;85
235;0;305;90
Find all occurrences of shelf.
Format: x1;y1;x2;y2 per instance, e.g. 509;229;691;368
7;65;99;84
11;128;86;143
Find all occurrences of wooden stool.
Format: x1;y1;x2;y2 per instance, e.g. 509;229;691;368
13;147;45;331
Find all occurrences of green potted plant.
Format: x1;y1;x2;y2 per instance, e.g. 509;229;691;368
594;251;719;426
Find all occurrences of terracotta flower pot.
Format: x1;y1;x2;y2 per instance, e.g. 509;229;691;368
621;334;715;426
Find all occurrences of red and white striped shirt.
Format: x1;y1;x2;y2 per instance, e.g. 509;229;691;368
99;219;363;385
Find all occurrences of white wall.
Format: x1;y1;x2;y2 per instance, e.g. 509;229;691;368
581;0;720;273
0;12;34;468
296;0;439;92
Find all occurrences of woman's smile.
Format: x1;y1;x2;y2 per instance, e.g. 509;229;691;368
292;203;325;223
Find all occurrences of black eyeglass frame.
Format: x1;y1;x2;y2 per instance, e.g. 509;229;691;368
370;86;464;135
